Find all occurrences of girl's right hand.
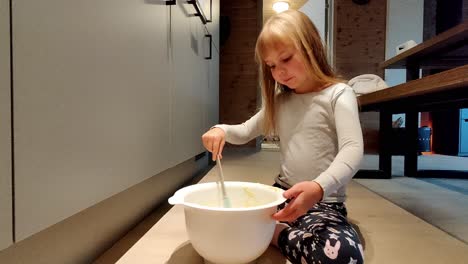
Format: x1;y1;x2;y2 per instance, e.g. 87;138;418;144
201;127;226;161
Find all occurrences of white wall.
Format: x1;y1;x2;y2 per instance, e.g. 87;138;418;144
300;0;326;41
0;0;13;251
385;0;424;86
385;0;424;125
300;0;335;66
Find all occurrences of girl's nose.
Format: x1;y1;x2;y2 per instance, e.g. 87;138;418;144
278;67;287;76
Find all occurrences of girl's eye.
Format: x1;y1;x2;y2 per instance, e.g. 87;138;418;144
282;56;292;62
268;65;276;69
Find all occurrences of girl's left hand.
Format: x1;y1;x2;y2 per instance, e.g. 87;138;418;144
272;181;324;222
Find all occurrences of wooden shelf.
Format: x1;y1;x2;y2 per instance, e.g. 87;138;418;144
380;21;468;69
364;19;468;179
359;65;468;110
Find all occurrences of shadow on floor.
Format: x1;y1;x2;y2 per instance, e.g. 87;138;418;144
166;242;288;264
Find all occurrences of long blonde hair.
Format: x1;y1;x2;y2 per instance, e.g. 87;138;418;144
255;10;341;135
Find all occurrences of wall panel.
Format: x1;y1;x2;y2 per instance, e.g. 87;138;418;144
170;1;207;164
13;0;172;240
0;0;13;250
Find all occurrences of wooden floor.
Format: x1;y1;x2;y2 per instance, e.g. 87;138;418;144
359;154;468;176
95;150;468;264
357;154;468;244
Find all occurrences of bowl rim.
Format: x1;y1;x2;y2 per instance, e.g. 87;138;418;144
172;181;287;212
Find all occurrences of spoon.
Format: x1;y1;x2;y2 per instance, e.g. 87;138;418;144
216;155;231;208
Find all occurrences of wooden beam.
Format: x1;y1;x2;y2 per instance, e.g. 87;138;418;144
358;65;468;107
380;21;468;69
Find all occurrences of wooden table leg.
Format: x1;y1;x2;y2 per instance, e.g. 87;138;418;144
353;110;392;179
404;111;419;177
404;63;420;177
379;110;392;178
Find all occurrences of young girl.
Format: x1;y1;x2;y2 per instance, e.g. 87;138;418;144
202;10;364;264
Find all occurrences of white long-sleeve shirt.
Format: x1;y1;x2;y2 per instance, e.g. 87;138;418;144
215;83;363;203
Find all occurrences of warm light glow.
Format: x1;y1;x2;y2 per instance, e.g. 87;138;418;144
273;1;289;13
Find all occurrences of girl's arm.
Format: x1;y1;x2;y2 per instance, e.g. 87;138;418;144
314;87;364;199
213;109;264;145
202;109;264;160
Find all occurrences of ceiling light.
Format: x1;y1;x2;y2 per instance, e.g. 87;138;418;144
273;1;289;13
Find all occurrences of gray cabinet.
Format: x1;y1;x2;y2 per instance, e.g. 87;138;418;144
171;1;207;164
206;0;220;54
13;0;171;241
206;38;220;131
170;0;220;163
0;0;13;251
7;0;220;243
206;0;220;130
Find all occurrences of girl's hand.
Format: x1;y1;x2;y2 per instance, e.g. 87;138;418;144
272;181;324;222
201;127;226;161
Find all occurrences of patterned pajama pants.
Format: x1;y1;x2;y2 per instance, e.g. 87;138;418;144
277;202;364;264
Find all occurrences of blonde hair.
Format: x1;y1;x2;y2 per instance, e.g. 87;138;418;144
255;10;341;135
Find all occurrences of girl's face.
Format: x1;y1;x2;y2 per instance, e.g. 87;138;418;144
264;43;314;93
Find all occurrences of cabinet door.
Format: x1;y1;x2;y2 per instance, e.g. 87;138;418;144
13;0;171;240
206;0;220;52
0;0;13;250
204;0;219;129
205;45;219;129
171;1;207;164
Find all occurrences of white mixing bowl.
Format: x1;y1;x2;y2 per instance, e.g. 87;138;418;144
168;181;286;264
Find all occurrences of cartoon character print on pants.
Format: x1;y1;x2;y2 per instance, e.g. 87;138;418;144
324;239;340;259
277;202;364;264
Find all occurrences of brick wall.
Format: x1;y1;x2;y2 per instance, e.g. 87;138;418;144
219;0;261;148
334;0;387;153
334;0;386;79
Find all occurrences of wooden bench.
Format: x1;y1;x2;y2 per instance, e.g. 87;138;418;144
356;21;468;179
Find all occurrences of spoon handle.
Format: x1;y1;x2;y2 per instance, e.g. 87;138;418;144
217;156;231;207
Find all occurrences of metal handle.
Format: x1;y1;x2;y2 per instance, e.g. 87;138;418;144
165;0;176;5
187;0;211;24
205;34;212;60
